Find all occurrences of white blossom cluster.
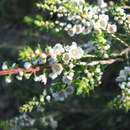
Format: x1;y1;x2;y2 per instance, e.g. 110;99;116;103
111;6;130;32
67;7;117;36
9;113;58;129
36;0;120;36
40;86;74;102
1;42;104;103
52;86;75;101
81;39;110;55
48;42;84;80
116;66;130;94
2;62;16;83
54;8;117;36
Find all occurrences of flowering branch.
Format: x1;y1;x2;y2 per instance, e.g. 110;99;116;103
0;58;124;76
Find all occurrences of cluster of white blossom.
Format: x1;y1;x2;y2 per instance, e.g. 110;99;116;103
1;41;104;104
40;86;74;102
40;90;51;103
52;86;75;101
2;62;16;83
9;112;58;129
111;6;130;31
54;6;117;36
82;39;111;55
37;0;119;36
116;66;130;94
48;42;84;79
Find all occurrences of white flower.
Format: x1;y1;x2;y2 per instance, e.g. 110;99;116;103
12;63;16;68
5;76;12;83
97;0;107;7
97;0;104;6
42;90;47;96
24;62;31;69
41;53;47;58
53;43;64;55
49;73;58;79
46;95;51;102
124;67;130;75
64;45;70;52
93;21;100;30
19;72;24;76
49;57;58;65
73;24;84;35
57;90;68;101
128;23;130;29
34;76;40;82
69;63;75;69
24;73;32;79
127;15;130;23
71;0;85;6
127;82;130;87
2;63;8;70
99;14;109;21
40;96;45;102
16;75;23;80
68;28;76;37
95;68;101;73
69;42;84;59
116;75;127;82
35;49;41;55
38;54;47;65
38;57;46;65
39;73;47;85
65;24;72;31
52;89;69;102
62;53;71;64
103;44;110;50
62;71;74;85
98;19;108;30
51;63;63;75
116;7;124;14
107;24;117;33
48;46;56;58
119;82;126;89
87;12;93;20
52;92;59;100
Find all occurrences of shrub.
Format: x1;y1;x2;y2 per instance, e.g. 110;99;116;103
0;0;130;129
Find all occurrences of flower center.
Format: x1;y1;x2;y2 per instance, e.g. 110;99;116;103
54;65;61;72
64;54;70;61
71;49;78;56
100;20;106;27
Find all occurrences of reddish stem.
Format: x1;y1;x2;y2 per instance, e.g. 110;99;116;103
0;65;50;76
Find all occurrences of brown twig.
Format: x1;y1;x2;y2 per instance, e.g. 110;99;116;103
79;58;123;66
112;46;130;57
122;6;130;9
